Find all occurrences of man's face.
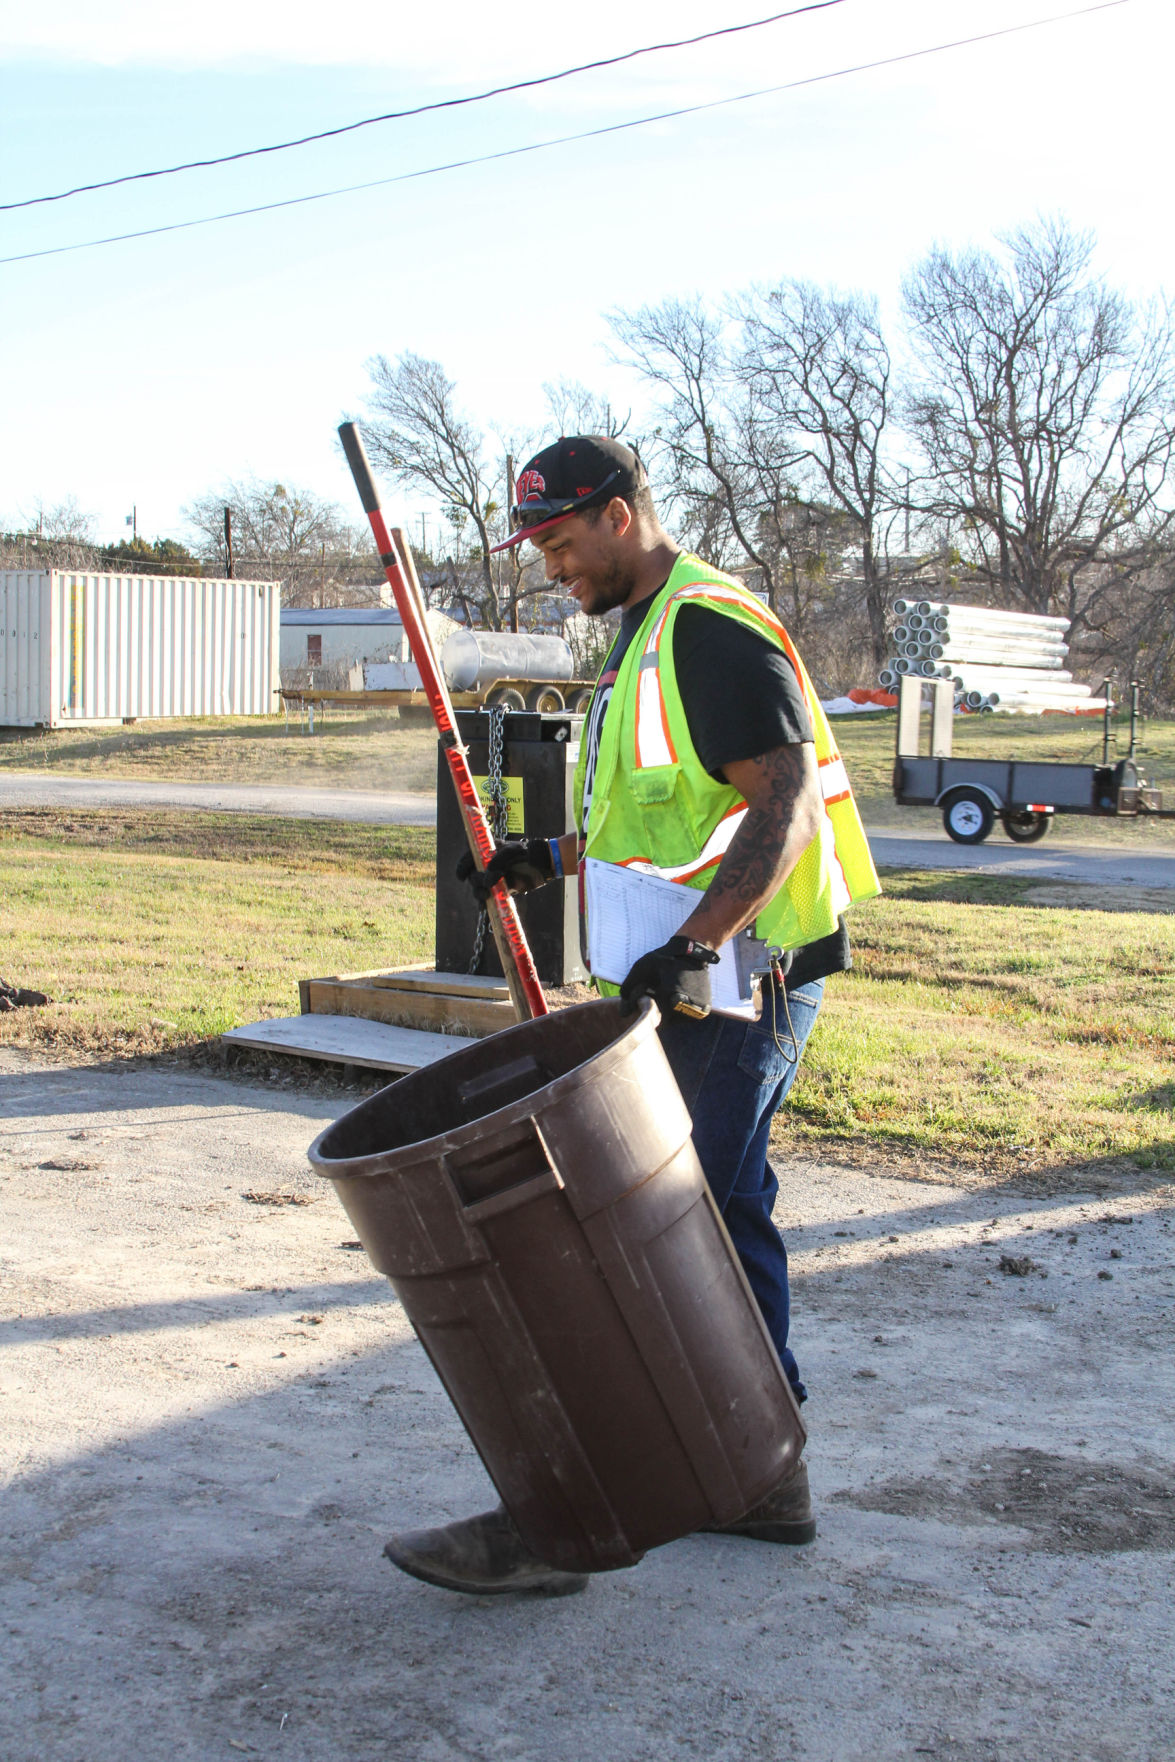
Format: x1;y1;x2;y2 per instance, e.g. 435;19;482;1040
533;501;636;617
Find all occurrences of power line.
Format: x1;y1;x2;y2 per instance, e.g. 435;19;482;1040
0;1;846;213
0;2;1129;268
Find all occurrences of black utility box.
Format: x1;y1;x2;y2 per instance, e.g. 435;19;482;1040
435;711;586;986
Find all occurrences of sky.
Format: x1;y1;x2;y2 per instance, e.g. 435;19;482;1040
0;0;1168;548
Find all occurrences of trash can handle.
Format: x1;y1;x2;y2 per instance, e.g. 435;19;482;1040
447;1119;566;1226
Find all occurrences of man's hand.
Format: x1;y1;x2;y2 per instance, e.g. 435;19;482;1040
618;935;720;1020
456;838;555;904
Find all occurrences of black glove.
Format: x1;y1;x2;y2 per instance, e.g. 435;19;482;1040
618;935;720;1020
456;837;556;904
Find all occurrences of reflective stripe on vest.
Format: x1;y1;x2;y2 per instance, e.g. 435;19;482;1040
619;802;747;883
819;756;851;804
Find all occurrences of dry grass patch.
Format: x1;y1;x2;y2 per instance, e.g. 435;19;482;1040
0;711;437;793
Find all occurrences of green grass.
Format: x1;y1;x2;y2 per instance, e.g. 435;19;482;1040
0;810;436;1057
780;867;1175;1182
1;810;1171;1184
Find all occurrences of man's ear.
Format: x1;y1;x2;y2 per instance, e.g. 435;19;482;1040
606;496;634;538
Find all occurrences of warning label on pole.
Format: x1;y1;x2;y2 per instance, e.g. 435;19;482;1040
472;774;524;834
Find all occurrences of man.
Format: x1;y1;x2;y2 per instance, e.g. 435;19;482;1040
385;436;879;1597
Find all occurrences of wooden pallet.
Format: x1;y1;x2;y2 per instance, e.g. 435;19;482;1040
222;1013;476;1072
222;965;516;1073
297;965;513;1037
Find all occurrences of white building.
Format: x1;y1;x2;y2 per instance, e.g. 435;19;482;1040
280;608;408;690
279;606;456;689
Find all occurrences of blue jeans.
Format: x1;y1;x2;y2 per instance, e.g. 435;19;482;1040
655;978;823;1404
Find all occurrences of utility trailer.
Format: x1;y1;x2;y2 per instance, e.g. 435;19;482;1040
892;674;1172;844
278;677;595;727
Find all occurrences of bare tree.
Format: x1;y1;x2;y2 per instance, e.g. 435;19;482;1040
33;497;96;545
542;379;630;439
363;351;561;631
609;298;857;653
737;281;895;666
903;219;1175;627
0;498;101;571
185;479;362;604
609;298;780;593
363;352;508;627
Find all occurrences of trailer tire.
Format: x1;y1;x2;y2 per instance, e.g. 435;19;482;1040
943;790;995;844
526;684;565;713
568;687;595;714
485;687;526;711
1002;809;1051;843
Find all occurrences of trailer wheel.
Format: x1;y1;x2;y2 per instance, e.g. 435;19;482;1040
568;687;595;714
1002;809;1051;844
943;790;994;844
485;687;526;711
526;684;565;713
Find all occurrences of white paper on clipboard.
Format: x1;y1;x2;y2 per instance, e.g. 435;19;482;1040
583;857;759;1019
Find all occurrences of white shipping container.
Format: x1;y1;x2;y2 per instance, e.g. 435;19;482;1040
0;571;281;727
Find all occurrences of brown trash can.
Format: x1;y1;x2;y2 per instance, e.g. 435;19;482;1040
307;997;804;1574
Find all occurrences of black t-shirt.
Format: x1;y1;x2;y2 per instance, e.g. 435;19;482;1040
672;605;813;777
581;591;850;987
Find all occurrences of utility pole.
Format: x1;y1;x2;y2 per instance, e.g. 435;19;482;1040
223;507;235;579
505;454;520;633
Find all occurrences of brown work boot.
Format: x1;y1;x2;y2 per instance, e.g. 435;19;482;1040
701;1458;816;1545
384;1504;590;1596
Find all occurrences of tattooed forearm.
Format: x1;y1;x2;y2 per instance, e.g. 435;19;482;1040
677;743;822;949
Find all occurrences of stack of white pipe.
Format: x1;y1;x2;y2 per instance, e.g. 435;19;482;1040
881;599;1100;714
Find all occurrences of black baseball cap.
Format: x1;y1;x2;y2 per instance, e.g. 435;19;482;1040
489;435;648;553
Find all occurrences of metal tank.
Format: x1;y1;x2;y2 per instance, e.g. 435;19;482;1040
441;631;573;692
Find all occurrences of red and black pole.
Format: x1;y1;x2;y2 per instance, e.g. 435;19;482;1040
338;422;547;1022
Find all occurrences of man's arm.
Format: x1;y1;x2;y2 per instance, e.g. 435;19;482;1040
676;743;823;950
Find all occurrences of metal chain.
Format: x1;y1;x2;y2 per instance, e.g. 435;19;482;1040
469;705;508;975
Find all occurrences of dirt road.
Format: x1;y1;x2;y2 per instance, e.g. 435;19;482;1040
3;769;1174;888
2;1049;1171;1760
0;771;437;826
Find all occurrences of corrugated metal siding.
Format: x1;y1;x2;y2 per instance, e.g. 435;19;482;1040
0;572;280;726
0;573;51;726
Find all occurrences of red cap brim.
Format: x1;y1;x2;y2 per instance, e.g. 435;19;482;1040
488;508;577;554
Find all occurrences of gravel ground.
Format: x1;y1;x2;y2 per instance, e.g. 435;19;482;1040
1;1049;1172;1762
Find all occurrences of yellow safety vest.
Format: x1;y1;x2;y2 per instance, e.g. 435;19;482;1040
572;554;880;980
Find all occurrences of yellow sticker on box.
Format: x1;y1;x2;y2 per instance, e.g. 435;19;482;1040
472;774;524;835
